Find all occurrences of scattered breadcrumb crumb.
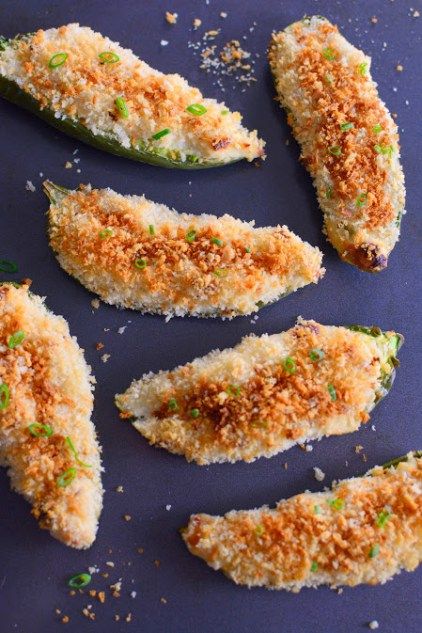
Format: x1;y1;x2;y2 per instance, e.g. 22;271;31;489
313;466;326;482
220;12;228;18
412;9;420;18
130;591;137;599
371;16;378;24
160;40;169;47
137;547;144;555
193;18;202;29
101;353;110;363
284;462;288;470
116;485;124;493
160;597;167;604
96;342;104;350
154;559;161;568
165;504;172;511
114;615;120;622
91;298;100;309
25;180;36;192
106;561;115;568
97;591;106;604
126;613;133;623
396;64;403;72
88;565;99;575
124;514;132;522
65;161;73;169
118;326;127;334
369;621;379;630
355;445;364;454
165;11;178;24
61;615;70;624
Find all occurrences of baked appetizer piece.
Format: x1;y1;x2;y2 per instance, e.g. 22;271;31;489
0;281;103;548
116;319;402;464
268;16;405;271
44;181;324;318
182;452;422;590
0;24;264;168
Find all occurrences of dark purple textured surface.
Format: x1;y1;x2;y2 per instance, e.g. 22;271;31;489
0;1;421;631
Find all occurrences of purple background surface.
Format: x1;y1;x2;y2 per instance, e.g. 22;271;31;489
0;1;421;632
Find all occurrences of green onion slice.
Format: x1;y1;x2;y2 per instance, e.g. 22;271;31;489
322;47;336;61
168;398;178;411
67;572;92;589
8;330;25;349
372;123;383;134
221;109;229;115
327;383;337;401
190;408;200;419
309;349;324;362
355;192;368;207
327;498;344;511
186;229;197;243
28;422;53;438
245;247;252;253
152;128;171;141
48;52;68;68
226;384;241;397
210;237;223;246
340;122;354;132
99;228;113;239
314;505;321;514
186;103;207;116
57;467;77;488
255;524;265;536
65;436;92;468
329;146;342;157
98;51;120;64
134;258;147;270
283;356;296;374
369;544;380;558
0;259;18;273
0;383;10;410
376;509;391;528
148;224;155;236
310;561;318;572
325;186;333;199
214;268;228;278
115;96;129;118
374;144;394;157
358;62;368;76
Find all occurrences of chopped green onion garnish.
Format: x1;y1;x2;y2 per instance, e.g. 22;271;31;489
186;103;207;116
372;123;383;134
329;146;342;157
214;268;228;278
310;561;318;572
48;52;68;68
309;349;324;362
190;408;200;419
211;237;223;246
324;73;334;84
0;383;10;410
67;572;92;589
168;398;178;411
28;422;53;438
99;228;113;239
57;467;77;488
376;509;391;528
245;246;252;253
186;229;197;243
340;122;354;132
283;356;296;375
256;300;265;309
358;62;368;76
134;258;147;270
0;259;18;273
369;544;380;558
148;224;155;236
327;383;337;401
8;330;25;349
221;109;229;115
226;384;241;397
325;186;333;199
355;192;368;207
314;505;321;514
152;128;171;141
327;498;344;511
65;436;92;468
98;51;120;64
322;47;336;61
115;96;129;118
255;524;265;536
374;144;394;157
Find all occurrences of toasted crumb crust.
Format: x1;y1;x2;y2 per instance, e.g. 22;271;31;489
268;16;405;271
46;183;324;318
0;282;103;548
116;319;401;464
0;24;265;164
182;454;422;590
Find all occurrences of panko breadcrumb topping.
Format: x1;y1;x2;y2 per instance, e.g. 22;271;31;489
0;24;264;164
116;320;401;465
0;282;103;548
182;455;422;590
46;183;323;318
269;17;405;271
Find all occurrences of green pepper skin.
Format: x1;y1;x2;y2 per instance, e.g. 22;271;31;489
0;37;241;170
381;451;422;470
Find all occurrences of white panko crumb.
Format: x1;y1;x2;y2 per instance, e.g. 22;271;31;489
74;157;80;164
412;10;420;18
118;326;127;334
116;485;124;493
165;504;172;511
160;40;169;47
305;444;313;452
165;12;178;25
220;12;228;18
106;561;115;568
25;180;36;192
313;466;326;482
39;172;44;177
369;621;379;630
101;353;110;363
91;298;100;310
130;591;137;599
65;161;73;169
193;18;202;29
88;565;100;574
